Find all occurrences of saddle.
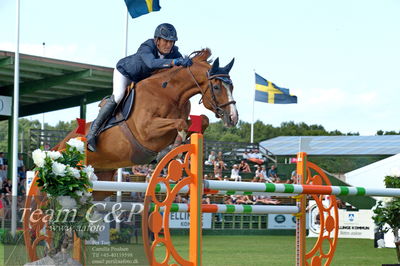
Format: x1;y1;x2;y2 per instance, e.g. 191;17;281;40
96;82;135;135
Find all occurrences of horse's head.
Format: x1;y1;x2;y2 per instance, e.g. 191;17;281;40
191;50;238;127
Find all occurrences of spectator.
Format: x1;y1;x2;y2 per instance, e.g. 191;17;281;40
267;165;281;183
202;194;211;204
253;195;280;205
247;150;264;165
145;165;154;183
216;151;223;161
175;194;188;203
230;164;241;182
205;151;216;166
242;151;249;160
1;178;11;205
252;165;262;182
44;143;51;151
235;195;254;204
286;170;297;184
0;152;6;183
213;158;226;180
260;166;274;183
18;178;26;196
132;165;147;176
238;160;251;173
17;154;26;178
0;194;4;220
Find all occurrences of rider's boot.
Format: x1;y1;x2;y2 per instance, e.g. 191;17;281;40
86;96;117;152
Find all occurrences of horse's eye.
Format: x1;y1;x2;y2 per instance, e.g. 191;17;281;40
213;85;220;90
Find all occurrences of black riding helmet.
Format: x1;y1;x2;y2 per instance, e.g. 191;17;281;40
154;23;178;41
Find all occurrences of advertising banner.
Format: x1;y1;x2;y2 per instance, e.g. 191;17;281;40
268;214;309;229
168;212;212;229
308;200;374;239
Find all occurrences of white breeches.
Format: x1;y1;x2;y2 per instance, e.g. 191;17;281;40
113;69;130;104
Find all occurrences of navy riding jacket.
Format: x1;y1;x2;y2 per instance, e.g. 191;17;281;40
116;39;183;82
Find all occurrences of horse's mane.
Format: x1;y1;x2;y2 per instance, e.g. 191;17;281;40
191;48;212;63
149;48;212;79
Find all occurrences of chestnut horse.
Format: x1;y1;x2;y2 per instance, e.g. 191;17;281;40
56;49;238;196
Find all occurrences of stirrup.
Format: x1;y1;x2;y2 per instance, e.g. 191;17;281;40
87;135;97;152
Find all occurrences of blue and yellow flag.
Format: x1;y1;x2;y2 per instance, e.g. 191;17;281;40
255;73;297;104
124;0;161;18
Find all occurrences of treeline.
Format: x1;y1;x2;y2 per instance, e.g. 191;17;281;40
0;119;77;152
204;120;360;143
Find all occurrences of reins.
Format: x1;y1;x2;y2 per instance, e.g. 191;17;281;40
187;67;236;118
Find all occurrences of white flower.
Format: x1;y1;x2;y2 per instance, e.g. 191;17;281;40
57;196;77;209
75;190;83;197
382;197;393;206
67;166;81;179
84;165;97;181
66;138;85;153
389;167;400;178
32;149;46;168
46;151;62;160
83;191;92;197
52;162;66;176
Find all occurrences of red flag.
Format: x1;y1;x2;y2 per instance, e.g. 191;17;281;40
76;118;86;135
188;115;202;133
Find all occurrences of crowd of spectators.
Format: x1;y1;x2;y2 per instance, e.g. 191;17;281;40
203;149;292;185
0;152;27;220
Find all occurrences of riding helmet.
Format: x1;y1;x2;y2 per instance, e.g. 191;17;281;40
154;23;178;41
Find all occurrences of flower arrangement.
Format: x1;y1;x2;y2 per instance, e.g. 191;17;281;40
32;138;100;255
373;169;400;263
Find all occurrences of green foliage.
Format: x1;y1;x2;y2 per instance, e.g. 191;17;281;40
204;120;349;143
0;118;77;153
373;174;400;262
110;228;132;244
0;229;24;245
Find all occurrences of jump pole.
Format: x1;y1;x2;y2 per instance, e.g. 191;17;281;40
203;180;400;197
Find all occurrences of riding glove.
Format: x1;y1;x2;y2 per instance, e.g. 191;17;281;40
173;57;193;67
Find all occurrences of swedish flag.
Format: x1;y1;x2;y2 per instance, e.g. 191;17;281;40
124;0;161;18
255;73;297;104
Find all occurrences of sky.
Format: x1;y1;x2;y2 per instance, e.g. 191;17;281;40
1;0;400;136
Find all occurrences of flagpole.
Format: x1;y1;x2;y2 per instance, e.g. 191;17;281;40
251;70;256;143
11;0;20;237
116;9;129;231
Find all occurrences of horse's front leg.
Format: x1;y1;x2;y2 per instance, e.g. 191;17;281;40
183;115;210;142
140;117;188;141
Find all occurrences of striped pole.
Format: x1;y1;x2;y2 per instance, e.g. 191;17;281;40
205;180;400;197
92;181;297;197
93;202;299;214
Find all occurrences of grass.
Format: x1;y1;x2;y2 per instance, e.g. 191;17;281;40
1;235;397;265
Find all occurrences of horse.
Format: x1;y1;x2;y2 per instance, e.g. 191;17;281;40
56;48;238;198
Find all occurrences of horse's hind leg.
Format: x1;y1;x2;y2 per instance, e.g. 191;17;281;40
93;170;117;201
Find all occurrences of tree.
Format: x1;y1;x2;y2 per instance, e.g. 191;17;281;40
373;171;400;263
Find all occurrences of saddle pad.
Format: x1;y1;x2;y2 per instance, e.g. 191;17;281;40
94;88;135;135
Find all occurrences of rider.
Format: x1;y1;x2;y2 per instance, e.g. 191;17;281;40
87;23;193;152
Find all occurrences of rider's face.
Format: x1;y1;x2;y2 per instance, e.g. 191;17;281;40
156;38;174;54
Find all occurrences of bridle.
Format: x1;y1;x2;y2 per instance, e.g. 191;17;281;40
187;68;236;118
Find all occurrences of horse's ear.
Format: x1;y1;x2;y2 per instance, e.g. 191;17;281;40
209;57;220;75
221;58;235;74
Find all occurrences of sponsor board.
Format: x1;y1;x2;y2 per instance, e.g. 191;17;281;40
268;214;309;229
0;96;12;116
168;212;212;229
308;200;374;239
